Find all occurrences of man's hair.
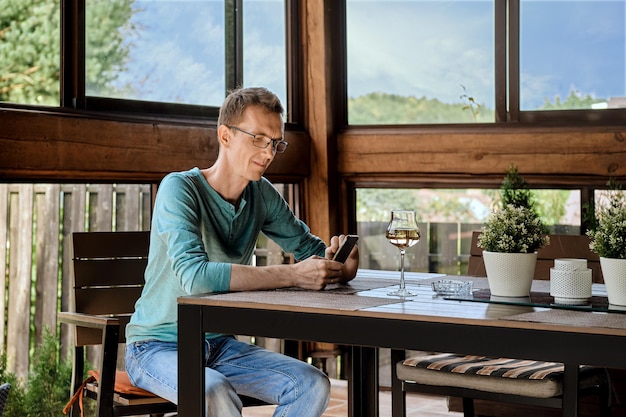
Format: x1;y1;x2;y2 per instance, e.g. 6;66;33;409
217;87;284;127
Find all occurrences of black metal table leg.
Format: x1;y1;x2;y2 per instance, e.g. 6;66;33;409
562;362;579;417
348;346;379;417
178;304;205;417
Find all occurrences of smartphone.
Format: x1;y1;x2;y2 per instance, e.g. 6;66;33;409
332;235;358;263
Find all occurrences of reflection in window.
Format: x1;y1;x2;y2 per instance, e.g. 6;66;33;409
356;188;581;275
346;0;495;124
520;0;625;111
86;0;287;109
0;1;60;106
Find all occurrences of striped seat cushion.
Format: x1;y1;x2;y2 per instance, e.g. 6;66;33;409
397;353;605;398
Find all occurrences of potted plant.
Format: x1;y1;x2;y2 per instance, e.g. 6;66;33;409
586;179;626;306
478;165;550;297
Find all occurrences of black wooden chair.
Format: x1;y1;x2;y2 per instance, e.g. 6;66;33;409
59;231;266;417
391;232;611;417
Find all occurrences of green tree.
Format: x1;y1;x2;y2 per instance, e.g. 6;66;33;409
539;88;604;110
356;188;480;223
0;0;60;105
0;0;135;105
348;91;495;124
500;165;535;209
357;188;419;222
533;190;569;226
85;0;137;97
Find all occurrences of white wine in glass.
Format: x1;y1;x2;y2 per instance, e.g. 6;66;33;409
386;210;421;297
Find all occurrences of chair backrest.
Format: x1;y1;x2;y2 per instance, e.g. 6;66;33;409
467;231;603;283
72;231;150;346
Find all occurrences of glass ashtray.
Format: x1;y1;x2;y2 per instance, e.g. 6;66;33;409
431;279;473;296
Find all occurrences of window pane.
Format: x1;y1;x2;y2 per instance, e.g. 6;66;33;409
356;188;580;274
346;0;495;125
0;0;60;106
520;0;626;111
86;0;225;106
243;0;287;109
86;0;287;109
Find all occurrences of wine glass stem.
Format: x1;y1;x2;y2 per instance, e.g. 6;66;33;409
399;249;406;291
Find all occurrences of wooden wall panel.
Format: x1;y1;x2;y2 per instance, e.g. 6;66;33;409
0;109;310;182
337;127;626;179
302;0;334;241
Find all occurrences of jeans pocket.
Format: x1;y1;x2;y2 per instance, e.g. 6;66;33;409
128;340;159;365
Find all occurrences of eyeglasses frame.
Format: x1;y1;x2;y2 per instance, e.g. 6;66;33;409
226;125;288;154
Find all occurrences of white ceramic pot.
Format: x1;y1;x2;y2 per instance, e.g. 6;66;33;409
600;257;626;306
549;258;592;305
483;251;537;297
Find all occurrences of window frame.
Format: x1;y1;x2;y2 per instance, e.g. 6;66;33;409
12;0;622;126
341;0;626;128
60;0;303;125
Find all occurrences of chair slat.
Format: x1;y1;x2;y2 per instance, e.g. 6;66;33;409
75;287;143;316
73;258;147;288
73;231;150;259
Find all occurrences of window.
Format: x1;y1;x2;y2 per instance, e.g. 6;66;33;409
85;0;287;112
1;0;290;117
346;0;626;125
520;0;625;112
347;0;495;124
356;188;582;275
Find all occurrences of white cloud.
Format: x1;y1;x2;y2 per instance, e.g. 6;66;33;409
347;2;494;105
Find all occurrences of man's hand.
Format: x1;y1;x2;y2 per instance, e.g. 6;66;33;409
325;235;359;284
289;256;343;290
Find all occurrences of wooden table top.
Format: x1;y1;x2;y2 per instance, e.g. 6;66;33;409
178;269;626;338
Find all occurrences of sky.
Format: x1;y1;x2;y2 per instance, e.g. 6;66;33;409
346;0;625;109
110;0;286;107
107;0;626;111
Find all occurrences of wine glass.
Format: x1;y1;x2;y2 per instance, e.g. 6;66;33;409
386;210;421;297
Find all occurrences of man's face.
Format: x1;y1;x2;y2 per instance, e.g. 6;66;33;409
224;105;284;182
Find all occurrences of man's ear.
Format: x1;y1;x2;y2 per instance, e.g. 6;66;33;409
216;124;230;148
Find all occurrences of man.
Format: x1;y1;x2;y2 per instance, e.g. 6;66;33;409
125;87;359;417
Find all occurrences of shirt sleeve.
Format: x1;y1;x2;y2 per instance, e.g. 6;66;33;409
257;178;327;260
152;173;232;294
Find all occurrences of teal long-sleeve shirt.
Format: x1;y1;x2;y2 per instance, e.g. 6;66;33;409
126;168;326;344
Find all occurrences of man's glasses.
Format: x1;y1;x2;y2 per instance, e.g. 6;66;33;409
226;125;288;154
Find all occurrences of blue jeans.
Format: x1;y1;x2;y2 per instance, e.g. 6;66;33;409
125;336;330;417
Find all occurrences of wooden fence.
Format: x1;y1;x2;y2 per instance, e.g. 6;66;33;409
0;182;296;381
0;183;152;380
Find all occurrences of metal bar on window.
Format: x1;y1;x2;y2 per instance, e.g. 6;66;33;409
225;0;244;95
285;0;300;124
494;0;507;123
508;0;520;122
61;0;85;108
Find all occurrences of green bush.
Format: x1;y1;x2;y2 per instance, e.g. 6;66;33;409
0;329;72;417
0;353;28;416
